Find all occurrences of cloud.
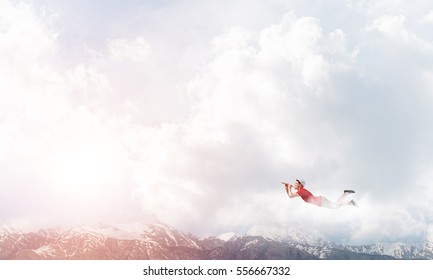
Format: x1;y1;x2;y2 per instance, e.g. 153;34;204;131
0;1;64;119
108;37;150;62
420;10;433;24
0;1;140;228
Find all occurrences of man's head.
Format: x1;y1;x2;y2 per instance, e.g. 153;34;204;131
294;179;305;189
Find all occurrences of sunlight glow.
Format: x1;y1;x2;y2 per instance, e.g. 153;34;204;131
44;146;123;197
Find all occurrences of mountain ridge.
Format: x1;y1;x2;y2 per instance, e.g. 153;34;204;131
1;223;430;260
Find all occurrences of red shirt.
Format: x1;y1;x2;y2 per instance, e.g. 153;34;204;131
297;187;322;207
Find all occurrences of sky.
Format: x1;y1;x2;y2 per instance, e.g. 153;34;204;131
1;0;433;245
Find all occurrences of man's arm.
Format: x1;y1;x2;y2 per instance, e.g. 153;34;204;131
288;185;299;198
284;183;299;198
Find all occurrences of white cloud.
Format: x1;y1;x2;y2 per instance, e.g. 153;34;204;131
420;10;433;24
0;1;140;227
366;15;417;43
108;37;150;62
0;0;58;63
257;14;328;90
0;1;66;120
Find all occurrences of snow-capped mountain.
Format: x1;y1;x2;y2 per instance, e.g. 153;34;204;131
343;242;433;259
0;223;205;260
1;223;432;259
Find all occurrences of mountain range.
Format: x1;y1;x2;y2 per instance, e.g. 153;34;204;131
1;223;432;260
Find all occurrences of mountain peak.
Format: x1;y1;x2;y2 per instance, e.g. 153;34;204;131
217;232;237;241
